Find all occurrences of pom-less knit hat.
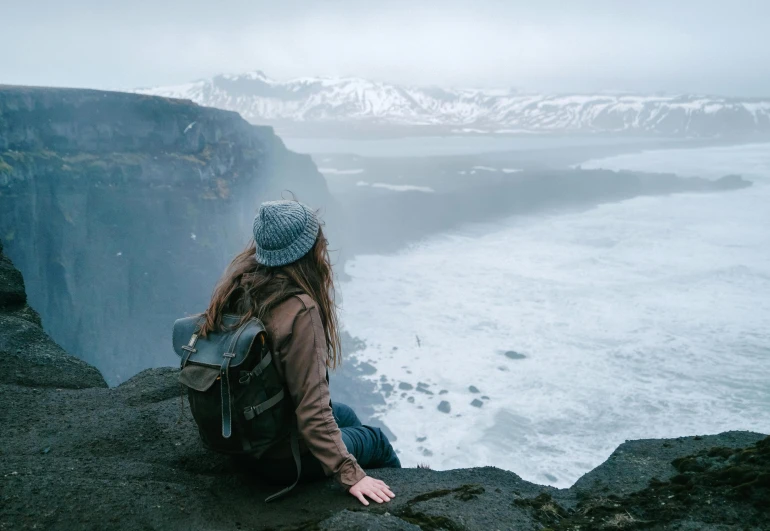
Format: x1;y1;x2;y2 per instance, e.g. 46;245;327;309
252;200;320;267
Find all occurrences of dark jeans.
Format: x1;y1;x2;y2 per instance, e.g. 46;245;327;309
244;402;400;485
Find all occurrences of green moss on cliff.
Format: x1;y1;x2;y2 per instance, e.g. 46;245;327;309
0;149;209;184
519;436;770;530
3;149;58;163
167;152;206;166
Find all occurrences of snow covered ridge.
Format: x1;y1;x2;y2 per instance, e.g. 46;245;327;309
136;70;770;137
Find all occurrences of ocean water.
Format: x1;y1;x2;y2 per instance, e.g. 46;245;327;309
283;134;671;157
337;143;770;488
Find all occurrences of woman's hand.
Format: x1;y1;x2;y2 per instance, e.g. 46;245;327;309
348;476;395;506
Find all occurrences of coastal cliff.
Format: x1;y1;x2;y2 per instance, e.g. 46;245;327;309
0;86;336;384
1;241;768;530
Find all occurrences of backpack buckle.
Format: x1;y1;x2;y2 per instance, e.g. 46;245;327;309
181;334;199;367
242;388;285;421
182;333;198;352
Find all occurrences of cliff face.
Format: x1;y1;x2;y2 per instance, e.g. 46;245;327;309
1;242;768;530
0;239;105;389
0;86;335;384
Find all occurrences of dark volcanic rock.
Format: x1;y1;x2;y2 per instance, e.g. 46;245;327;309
1;353;552;530
316;510;420;530
0;311;107;390
437;400;451;414
571;431;766;498
0;243;106;389
415;383;433;395
0;240;25;309
503;350;526;360
522;435;770;530
3;360;765;531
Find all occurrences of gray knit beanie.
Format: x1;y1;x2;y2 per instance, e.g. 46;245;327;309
252;200;320;267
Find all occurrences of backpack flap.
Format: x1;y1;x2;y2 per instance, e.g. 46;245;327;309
172;314;266;369
179;364;219;392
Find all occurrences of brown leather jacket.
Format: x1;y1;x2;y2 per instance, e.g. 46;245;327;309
260;294;367;489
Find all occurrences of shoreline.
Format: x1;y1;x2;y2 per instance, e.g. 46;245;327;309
330;142;769;483
327;139;767;269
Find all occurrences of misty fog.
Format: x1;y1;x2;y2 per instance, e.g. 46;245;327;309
3;1;770;96
1;0;768;495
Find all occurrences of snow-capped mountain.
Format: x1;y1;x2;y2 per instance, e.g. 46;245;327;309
137;70;770;137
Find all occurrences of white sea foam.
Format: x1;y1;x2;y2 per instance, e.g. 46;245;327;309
370;183;435;193
355;181;435;193
338;143;770;488
317;168;365;175
580;142;770;182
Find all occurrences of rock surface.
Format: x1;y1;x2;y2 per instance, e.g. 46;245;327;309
0;242;769;530
0;241;106;389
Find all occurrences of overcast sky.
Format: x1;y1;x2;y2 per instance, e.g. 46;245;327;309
2;0;769;96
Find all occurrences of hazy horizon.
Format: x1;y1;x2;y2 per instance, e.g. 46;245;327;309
2;0;770;97
137;69;770;98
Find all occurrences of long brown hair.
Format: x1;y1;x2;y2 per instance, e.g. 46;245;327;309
198;225;341;368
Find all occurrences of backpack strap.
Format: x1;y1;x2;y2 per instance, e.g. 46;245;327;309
242;388;285;420
220;352;235;438
238;351;274;385
264;421;302;503
219;320;252;438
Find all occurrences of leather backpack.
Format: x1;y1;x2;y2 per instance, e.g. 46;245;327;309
172;314;300;502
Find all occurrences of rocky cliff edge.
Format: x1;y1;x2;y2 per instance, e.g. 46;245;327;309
0;243;768;530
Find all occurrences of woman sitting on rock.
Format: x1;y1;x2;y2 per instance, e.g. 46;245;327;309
200;199;400;505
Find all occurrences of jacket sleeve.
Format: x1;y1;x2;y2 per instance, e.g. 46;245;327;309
278;301;367;489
